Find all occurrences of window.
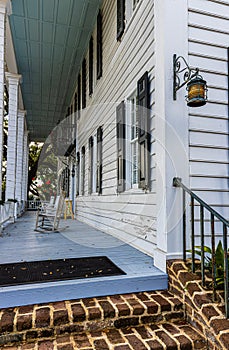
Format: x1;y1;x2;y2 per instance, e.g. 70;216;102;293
89;37;94;95
116;101;126;193
88;136;94;194
96;126;103;194
116;72;150;192
78;74;81;118
82;59;86;109
117;0;125;40
97;10;103;79
81;147;85;195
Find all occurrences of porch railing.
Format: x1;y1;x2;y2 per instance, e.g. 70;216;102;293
27;200;42;211
173;177;229;318
0;202;15;229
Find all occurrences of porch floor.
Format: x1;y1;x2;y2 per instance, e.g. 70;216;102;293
0;212;167;308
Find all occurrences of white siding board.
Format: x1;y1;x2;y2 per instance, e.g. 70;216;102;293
192;100;228;117
189;10;229;30
189;55;228;75
189;41;228;62
190;146;228;162
189;115;228;133
190;176;229;190
190;132;228;148
189;26;229;47
189;0;229;18
190;161;228;177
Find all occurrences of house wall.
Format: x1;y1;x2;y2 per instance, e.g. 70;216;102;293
188;0;229;241
75;0;157;255
73;0;228;270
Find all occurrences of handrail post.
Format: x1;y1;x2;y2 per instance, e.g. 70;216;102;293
223;224;229;318
200;204;205;287
211;213;216;302
191;196;195;273
183;189;186;262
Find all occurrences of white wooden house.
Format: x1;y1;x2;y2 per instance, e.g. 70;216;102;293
65;0;229;272
0;0;228;274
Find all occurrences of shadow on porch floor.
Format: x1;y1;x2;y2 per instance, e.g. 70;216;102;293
0;212;167;308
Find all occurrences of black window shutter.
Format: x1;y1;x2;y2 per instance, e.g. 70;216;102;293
88;136;94;194
89;37;93;95
74;92;77;113
76;152;80;196
117;0;125;40
116;101;126;193
97;10;102;79
82;59;86;109
78;74;81;119
137;71;150;190
81;146;85;195
96;126;103;194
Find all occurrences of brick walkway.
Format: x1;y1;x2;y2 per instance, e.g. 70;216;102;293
0;291;208;349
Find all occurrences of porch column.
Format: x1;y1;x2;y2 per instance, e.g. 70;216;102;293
22;130;29;203
5;72;21;201
15;109;26;203
154;0;189;272
0;0;10;199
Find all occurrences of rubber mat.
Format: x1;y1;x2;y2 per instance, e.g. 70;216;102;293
0;256;126;286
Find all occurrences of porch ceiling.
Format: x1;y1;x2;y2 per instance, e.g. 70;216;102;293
9;0;101;141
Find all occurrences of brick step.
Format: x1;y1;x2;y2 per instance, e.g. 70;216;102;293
0;320;208;349
0;291;184;347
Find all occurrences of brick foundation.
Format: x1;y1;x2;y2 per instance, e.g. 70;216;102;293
168;259;229;350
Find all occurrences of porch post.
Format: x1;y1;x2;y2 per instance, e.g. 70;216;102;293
15;109;26;207
0;0;10;200
22;129;29;204
5;72;21;203
154;0;189;272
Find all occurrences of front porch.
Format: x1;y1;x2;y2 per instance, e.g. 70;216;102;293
0;212;167;309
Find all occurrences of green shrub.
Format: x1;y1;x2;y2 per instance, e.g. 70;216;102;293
188;240;228;288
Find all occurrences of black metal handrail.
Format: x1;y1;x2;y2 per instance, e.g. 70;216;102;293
173;177;229;318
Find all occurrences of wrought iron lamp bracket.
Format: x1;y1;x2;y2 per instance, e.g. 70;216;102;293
173;54;199;100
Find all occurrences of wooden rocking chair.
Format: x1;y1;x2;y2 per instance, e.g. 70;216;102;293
35;192;65;232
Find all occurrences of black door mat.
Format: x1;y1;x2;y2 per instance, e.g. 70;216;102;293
0;256;126;287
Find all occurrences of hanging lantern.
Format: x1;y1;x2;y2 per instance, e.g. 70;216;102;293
173;54;208;107
186;76;207;107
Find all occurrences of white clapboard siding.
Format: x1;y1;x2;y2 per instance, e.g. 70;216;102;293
75;0;157;253
190;176;229;191
188;0;229;242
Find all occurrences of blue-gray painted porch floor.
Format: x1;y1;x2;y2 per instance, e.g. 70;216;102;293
0;212;167;308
